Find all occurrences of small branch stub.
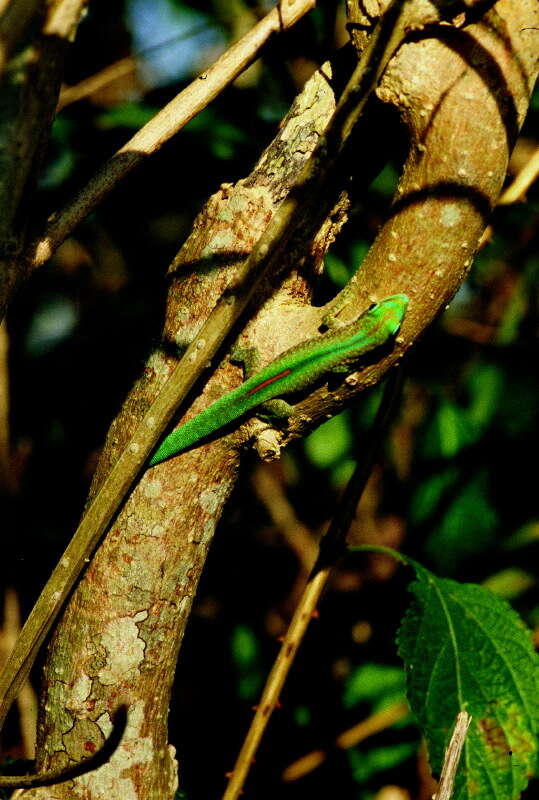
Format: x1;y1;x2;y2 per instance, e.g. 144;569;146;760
434;710;472;800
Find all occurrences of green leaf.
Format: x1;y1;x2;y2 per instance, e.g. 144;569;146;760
421;400;475;459
371;163;399;196
497;374;539;437
304;410;352;469
324;253;351;289
97;102;160;130
185;109;247;159
347;741;417;784
293;705;311;727
423;470;497;571
350;240;370;269
40;118;77;189
496;258;539;346
397;560;539;800
502;522;539;551
343;663;405;711
231;624;258;669
410;467;459;525
466;363;503;431
230;624;263;701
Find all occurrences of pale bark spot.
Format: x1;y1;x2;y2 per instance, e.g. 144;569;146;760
440;205;461;227
143;479;162;498
97;615;147;686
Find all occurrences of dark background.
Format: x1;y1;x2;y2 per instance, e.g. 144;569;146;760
1;2;538;798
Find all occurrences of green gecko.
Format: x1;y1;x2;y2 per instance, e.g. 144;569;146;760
149;293;409;466
0;293;407;790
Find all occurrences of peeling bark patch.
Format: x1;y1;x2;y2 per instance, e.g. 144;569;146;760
63;717;105;761
74;701;155;799
145;350;169;381
96;711;113;738
202;227;237;254
69;674;92;708
97;612;148;686
44;680;80;753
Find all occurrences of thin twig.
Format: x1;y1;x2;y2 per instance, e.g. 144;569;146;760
57;23;212;110
251;465;317;575
498;146;539;205
222;369;405;800
336;700;409;750
434;711;472;800
57;56;138;111
222;567;330;800
28;0;316;270
0;0;43;78
282;701;409;781
0;590;37;759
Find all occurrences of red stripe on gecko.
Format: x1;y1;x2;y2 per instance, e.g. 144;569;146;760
246;368;292;396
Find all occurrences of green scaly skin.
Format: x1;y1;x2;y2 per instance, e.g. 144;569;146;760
0;294;407;790
149;294;409;466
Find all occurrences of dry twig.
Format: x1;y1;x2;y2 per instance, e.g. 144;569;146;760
29;0;316;270
498;146;539;205
0;590;37;759
222;370;404;800
433;711;472;800
282;701;409;781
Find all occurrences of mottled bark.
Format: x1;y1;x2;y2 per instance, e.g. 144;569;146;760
20;1;539;798
26;64;342;800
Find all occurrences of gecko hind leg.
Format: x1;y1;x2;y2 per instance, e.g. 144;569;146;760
258;397;295;424
231;347;294;424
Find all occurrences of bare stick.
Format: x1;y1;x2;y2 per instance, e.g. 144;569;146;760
57;24;211;110
29;0;316;270
498;146;539;205
434;711;472;800
282;701;409;781
0;590;37;759
222;369;405;800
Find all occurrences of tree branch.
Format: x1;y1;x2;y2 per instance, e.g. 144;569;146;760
26;0;317;275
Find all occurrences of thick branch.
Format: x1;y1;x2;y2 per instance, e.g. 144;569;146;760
8;50;342;800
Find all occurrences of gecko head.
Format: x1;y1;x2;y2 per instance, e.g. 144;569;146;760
372;293;409;336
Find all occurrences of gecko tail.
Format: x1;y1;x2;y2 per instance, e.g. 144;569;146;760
148;391;247;466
